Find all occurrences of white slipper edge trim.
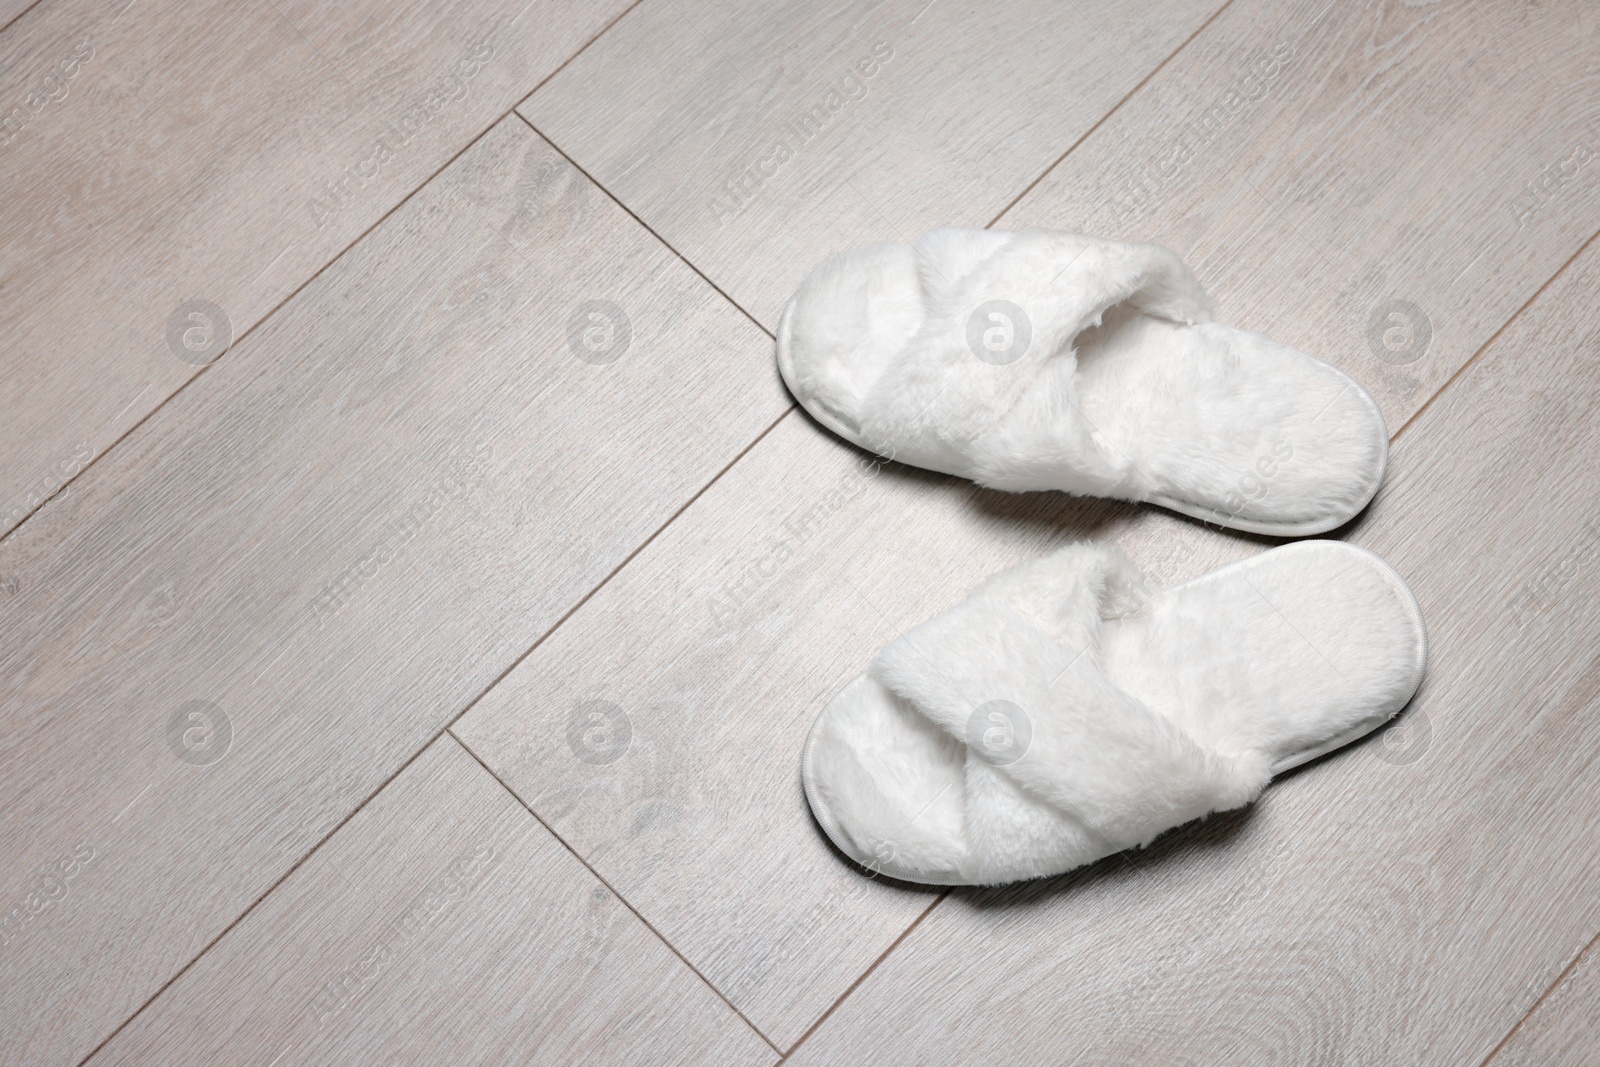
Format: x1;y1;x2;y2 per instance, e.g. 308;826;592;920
777;298;1391;536
799;541;1428;884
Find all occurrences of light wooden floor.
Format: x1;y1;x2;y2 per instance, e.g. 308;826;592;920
2;0;1598;1063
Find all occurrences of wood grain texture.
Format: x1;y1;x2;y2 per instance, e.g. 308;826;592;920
518;0;1226;329
786;234;1600;1065
0;0;632;538
0;116;780;1065
1491;934;1600;1067
998;0;1600;428
90;736;774;1067
453;406;1175;1046
0;0;36;32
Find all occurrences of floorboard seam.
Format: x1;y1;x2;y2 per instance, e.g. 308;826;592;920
984;0;1239;229
0;121;496;545
445;730;785;1057
1475;912;1600;1065
74;725;450;1065
72;400;794;1062
0;0;42;36
514;111;777;341
1392;224;1600;443
776;891;948;1063
0;2;640;548
511;0;648;117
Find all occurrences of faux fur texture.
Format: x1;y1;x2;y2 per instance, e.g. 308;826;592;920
777;228;1390;535
803;541;1428;886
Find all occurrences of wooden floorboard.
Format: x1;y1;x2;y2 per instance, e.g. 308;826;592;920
454;409;1146;1047
518;0;1227;329
458;0;1600;1053
88;735;775;1067
0;115;779;1065
1489;932;1600;1067
997;0;1600;428
0;0;632;539
7;0;1600;1062
786;230;1600;1065
0;0;37;33
47;0;1239;1050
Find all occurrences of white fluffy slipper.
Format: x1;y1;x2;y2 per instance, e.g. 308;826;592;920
776;229;1388;535
802;540;1426;886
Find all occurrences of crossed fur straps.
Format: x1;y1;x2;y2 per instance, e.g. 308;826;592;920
853;229;1216;496
867;544;1270;881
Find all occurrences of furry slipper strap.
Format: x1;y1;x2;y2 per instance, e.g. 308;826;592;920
856;230;1214;464
869;545;1267;854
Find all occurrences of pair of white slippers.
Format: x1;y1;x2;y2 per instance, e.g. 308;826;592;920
778;229;1428;886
